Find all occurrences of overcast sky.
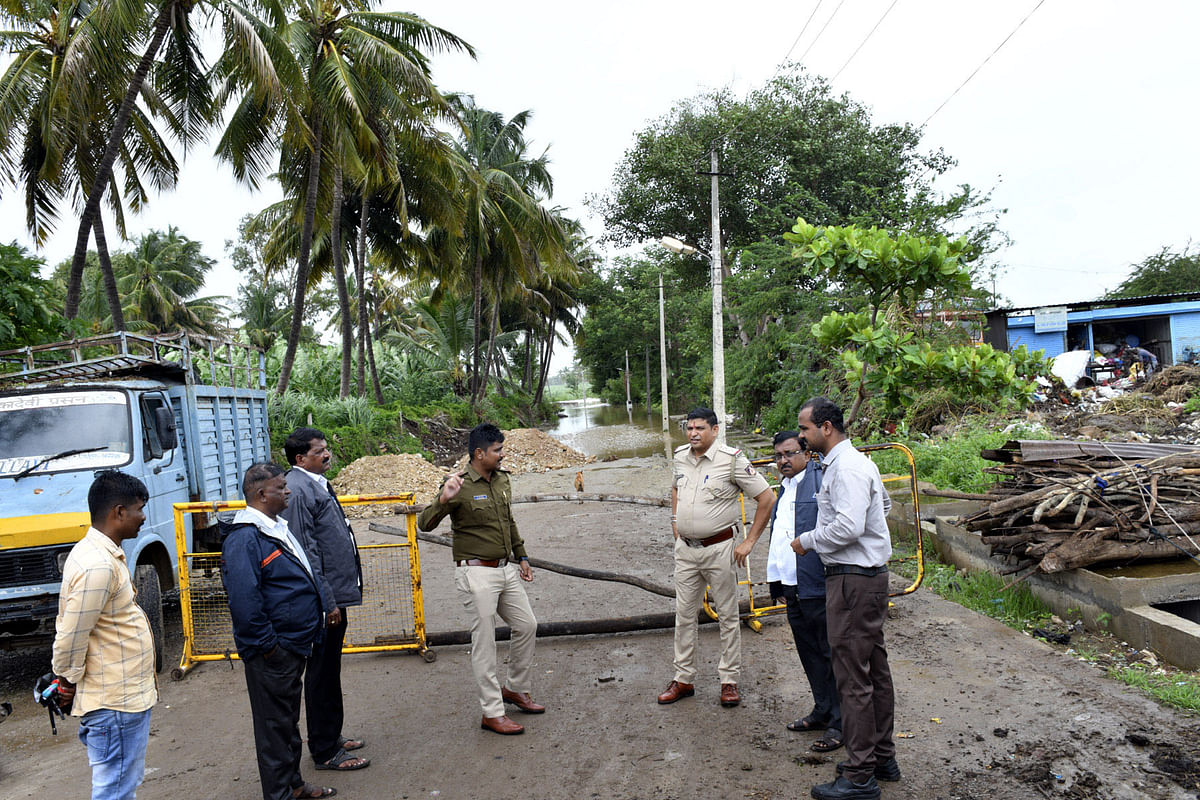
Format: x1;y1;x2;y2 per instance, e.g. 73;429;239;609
4;0;1198;337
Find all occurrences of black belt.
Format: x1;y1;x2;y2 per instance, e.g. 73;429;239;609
456;558;508;567
683;527;735;548
824;564;887;577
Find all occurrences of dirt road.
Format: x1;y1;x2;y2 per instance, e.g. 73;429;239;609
2;457;1197;799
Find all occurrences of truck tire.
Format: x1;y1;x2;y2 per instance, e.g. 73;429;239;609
135;564;166;673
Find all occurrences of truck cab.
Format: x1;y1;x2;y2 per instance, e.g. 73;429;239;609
0;333;269;670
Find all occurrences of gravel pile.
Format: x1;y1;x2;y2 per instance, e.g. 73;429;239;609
452;427;593;474
331;453;448;517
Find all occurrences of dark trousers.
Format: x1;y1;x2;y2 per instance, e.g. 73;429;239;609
784;594;842;734
243;648;307;800
825;572;895;783
304;608;347;762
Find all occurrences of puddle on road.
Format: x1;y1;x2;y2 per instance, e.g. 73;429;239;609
547;401;685;460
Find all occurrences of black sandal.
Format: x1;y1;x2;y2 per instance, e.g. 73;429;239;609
787;716;828;732
811;732;844;752
314;748;370;771
293;784;337;799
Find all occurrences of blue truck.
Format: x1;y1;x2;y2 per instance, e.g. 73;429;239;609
0;333;270;670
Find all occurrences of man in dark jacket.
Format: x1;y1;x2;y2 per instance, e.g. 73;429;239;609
221;463;334;800
768;431;842;752
283;428;369;771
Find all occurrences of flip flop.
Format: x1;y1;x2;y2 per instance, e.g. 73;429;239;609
787;716;828;732
314;748;370;771
338;735;366;751
811;732;844;752
292;784;337;799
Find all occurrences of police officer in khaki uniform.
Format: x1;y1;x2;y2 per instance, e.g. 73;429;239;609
658;408;775;708
417;423;545;736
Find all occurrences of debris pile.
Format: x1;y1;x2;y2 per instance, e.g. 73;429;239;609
959;440;1200;573
452;428;593;474
332;454;448;517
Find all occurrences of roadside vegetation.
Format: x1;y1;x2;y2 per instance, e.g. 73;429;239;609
892;541;1200;714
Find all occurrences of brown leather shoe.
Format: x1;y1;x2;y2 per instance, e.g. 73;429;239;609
480;715;524;735
720;683;740;707
502;687;546;714
656;680;695;704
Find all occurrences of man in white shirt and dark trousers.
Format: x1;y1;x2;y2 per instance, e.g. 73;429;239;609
794;397;899;800
767;432;842;753
283;428;369;772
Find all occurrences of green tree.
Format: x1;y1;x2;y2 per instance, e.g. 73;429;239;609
0;242;69;348
0;0;182;331
593;66;994;263
1105;245;1200;299
113;228;224;333
62;0;292;319
253;3;471;396
787;219;1043;428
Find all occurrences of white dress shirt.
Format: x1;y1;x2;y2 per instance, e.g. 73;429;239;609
293;464;331;494
233;505;314;576
797;439;892;567
766;476;799;585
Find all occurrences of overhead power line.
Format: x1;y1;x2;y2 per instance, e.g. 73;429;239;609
922;0;1050;127
799;0;847;62
711;1;825;149
832;0;900;81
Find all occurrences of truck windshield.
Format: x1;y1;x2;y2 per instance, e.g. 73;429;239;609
0;390;133;478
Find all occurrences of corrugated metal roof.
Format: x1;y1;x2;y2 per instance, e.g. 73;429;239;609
990;290;1200;316
1010;440;1200;463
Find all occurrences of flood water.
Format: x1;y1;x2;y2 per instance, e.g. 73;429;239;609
546;401;687;460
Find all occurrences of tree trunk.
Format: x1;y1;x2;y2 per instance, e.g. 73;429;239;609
722;262;751;347
331;164;352;398
523;328;534;391
92;216;126;331
275;119;323;395
365;269;384;404
355;195;370;395
533;310;555;406
66;2;174;318
470;247;483;402
475;282;501;406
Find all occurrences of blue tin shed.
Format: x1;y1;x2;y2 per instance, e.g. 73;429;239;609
984;292;1200;366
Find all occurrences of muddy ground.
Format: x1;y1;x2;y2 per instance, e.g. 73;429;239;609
2;457;1198;800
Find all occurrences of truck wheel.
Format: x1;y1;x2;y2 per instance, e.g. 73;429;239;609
135;564;166;673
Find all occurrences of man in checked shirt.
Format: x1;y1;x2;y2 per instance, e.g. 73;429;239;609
53;470;157;800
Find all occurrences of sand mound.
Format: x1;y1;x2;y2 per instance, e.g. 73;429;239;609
453;428;593;474
331;453;447;517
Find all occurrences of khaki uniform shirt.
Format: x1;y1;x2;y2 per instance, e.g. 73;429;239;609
673;443;770;538
51;528;158;716
418;466;527;561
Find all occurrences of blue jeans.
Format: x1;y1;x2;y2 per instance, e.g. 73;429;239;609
78;708;152;800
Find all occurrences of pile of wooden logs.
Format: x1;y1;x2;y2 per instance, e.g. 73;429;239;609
959;440;1200;574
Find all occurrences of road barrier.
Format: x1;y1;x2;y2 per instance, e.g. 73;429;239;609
171;493;431;679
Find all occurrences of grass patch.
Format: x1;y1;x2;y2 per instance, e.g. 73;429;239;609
1107;665;1200;713
869;418;1052;493
891;544;1052;630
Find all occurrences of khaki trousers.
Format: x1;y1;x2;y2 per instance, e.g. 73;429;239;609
454;563;538;718
672;536;741;684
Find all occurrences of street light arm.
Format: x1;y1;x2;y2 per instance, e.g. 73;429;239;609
659;235;706;257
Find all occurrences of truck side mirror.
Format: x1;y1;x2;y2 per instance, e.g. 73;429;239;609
155;406;178;451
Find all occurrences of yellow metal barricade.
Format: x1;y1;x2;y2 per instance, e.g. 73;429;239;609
172;493;430;679
702;442;925;630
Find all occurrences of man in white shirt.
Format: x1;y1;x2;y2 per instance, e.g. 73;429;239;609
766;432;841;752
794;397;899;800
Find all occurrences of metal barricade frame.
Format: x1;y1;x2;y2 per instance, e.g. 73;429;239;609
172;493;430;679
702;442;925;629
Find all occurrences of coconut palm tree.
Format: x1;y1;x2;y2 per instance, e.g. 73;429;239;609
243;2;472;395
0;0;181;330
449;96;568;408
62;0;295;318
